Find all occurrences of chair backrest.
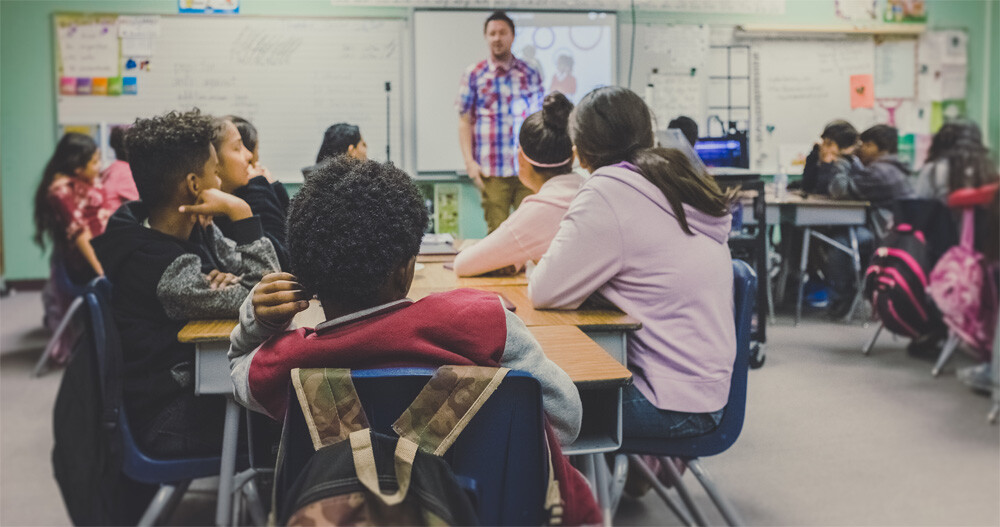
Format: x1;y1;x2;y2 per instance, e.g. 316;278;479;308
276;368;548;526
83;278;221;483
622;259;757;458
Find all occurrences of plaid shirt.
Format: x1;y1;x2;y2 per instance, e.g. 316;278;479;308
456;56;544;178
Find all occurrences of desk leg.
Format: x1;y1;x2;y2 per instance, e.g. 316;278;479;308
795;227;812;326
215;396;240;527
844;227;863;323
765;226;775;319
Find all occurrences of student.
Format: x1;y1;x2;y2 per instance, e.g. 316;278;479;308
212;116;291;270
667;115;699;147
91;109;279;457
228;156;599;524
825;124;915;318
300;122;367;178
529;86;737;444
453;92;583;276
230;115;291;212
33;133;115;328
915;120;999;201
100;125;139;211
795;120;859;195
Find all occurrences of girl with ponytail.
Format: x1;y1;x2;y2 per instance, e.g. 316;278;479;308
530;86;738;444
454;91;584;276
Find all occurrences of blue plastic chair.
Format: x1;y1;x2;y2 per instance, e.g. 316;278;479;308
275;367;549;526
614;259;757;526
83;278;225;526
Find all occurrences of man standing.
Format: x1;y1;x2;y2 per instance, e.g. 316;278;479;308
457;11;544;232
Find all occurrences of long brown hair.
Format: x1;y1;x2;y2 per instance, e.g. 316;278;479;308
570;86;734;234
33;132;98;248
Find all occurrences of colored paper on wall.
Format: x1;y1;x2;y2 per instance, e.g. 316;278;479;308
91;77;108;95
107;77;123;96
56;15;120;78
179;0;240;14
75;77;92;95
850;74;874;108
122;77;138;95
59;77;77;95
930;99;966;132
61;124;99;138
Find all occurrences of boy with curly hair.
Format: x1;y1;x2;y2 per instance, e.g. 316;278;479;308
92;109;279;457
228;156;600;524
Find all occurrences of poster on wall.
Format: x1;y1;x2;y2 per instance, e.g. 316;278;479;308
178;0;239;14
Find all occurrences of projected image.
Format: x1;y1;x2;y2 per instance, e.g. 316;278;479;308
512;19;613;104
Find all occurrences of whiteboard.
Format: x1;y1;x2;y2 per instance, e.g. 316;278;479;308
413;10;617;174
751;38;877;173
56;15;407;183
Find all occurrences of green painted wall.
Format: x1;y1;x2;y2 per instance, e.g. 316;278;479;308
2;0;995;280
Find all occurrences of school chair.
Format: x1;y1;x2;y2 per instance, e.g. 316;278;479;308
609;259;756;527
274;367;549;526
930;184;999;377
82;278;266;526
33;256;89;377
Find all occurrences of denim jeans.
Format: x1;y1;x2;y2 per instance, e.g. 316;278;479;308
137;391;227;459
621;384;723;439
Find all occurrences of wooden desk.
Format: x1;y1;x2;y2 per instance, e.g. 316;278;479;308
412;262;529;288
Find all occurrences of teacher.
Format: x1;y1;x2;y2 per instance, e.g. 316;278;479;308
456;10;544;233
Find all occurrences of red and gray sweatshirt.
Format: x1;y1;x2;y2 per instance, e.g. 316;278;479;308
228;287;582;445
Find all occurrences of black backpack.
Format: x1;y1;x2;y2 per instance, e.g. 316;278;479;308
51;280;156;525
863;223;942;338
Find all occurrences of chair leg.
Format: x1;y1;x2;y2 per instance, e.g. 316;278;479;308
687;459;744;527
795;228;812;326
627;455;695;527
241;478;269;527
607;454;629;517
843;227;863;323
862;322;884;355
989;403;999;425
591;454;612;527
932;332;962;377
137;480;189;527
32;296;83;377
658;457;708;527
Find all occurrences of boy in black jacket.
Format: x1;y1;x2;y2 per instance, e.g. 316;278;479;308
92;109;279;457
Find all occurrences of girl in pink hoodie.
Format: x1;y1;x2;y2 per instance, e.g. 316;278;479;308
454;92;584;276
530;86;737;440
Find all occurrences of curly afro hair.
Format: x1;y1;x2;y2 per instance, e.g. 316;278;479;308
126;109;214;209
287;157;428;306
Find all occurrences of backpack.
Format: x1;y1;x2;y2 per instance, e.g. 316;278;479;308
864;223;942;338
927;208;999;358
274;366;563;526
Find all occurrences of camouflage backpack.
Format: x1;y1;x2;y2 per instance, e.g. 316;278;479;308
273;366;561;526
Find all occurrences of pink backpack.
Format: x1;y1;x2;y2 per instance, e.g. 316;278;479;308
927;208;998;359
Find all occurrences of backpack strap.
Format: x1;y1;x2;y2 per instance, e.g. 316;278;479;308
392;365;510;456
349;430;419;506
291;367;370;449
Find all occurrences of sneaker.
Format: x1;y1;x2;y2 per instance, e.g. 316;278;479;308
957;363;997;395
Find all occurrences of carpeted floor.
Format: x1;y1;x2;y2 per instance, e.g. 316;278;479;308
2;289;997;526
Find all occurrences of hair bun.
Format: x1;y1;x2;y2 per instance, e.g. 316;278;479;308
541;92;573;133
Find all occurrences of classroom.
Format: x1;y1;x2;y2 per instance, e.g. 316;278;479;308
1;0;998;525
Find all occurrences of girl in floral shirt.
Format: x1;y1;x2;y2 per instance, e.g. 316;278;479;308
33;133;116;328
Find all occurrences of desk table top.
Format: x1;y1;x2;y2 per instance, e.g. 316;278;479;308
178;314;630;386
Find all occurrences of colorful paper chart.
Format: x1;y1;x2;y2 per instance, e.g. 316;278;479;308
122;77;138;95
91;77;108;95
59;77;76;95
75;77;92;95
107;77;123;96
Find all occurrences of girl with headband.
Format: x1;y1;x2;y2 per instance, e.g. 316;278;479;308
453;91;583;276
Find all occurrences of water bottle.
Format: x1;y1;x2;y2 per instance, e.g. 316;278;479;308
774;170;788;201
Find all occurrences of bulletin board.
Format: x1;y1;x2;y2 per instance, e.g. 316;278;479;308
54;14;408;183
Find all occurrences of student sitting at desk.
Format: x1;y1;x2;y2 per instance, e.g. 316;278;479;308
92;110;280;457
227;156;599;524
100;125;139;211
825;124;915;318
915;120;999;202
453;92;584;276
300;122;367;179
230;115;291;212
794;120;859;195
212;116;291;270
529;86;736;447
